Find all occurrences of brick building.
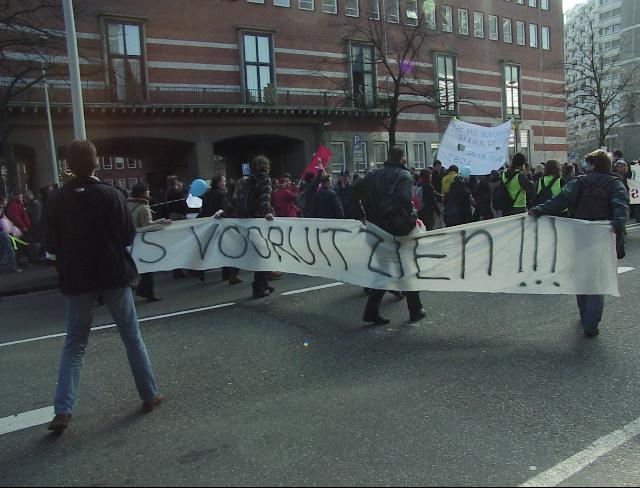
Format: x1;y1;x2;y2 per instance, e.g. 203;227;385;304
3;0;566;193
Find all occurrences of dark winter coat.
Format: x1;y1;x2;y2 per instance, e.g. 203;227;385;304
45;177;138;296
532;172;629;232
311;187;345;219
198;188;230;218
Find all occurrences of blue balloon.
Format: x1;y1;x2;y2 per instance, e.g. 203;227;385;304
190;179;208;197
460;166;472;178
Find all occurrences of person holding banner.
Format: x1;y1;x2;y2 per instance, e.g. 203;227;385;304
360;146;426;325
237;155;276;299
129;183;172;302
530;149;629;338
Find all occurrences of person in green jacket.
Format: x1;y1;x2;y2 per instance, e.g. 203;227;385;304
501;153;535;215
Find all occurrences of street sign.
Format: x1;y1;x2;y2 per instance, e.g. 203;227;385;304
352;134;364;166
353;134;362;152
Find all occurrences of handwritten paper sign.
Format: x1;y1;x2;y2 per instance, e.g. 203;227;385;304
437;120;513;175
628;164;640;204
131;216;619;296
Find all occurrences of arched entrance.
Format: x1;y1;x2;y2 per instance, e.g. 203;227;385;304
86;137;195;198
213;135;307;179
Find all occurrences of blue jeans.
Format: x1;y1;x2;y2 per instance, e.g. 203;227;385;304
0;233;18;271
54;287;158;415
576;295;605;332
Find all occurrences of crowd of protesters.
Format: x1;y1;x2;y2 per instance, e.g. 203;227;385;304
5;138;627;433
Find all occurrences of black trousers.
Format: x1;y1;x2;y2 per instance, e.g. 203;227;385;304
364;290;422;319
136;273;156;299
252;271;269;291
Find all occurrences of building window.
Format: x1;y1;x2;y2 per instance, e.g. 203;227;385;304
541;0;549;10
367;0;380;20
105;21;145;102
441;6;453;32
127;157;137;169
504;64;521;118
345;0;359;16
406;0;418;26
458;9;469;35
273;0;290;6
529;24;538;48
386;0;399;23
489;15;499;40
412;142;426;169
299;0;314;10
321;0;337;14
243;33;274;103
516;0;524;4
329;142;346;174
474;12;484;38
247;0;265;3
115;157;125;169
503;18;513;43
128;178;138;188
436;53;457;115
350;44;376;108
354;141;369;173
374;142;388;166
529;0;536;7
117;178;126;189
542;26;550;50
103;156;113;170
516;21;526;45
425;1;436;29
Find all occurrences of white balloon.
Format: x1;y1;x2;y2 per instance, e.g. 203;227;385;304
186;194;203;209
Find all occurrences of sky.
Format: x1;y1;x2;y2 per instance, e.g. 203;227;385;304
563;0;587;13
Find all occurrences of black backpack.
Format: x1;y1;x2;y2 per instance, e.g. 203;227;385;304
370;168;417;236
233;178;257;218
532;176;560;207
573;176;617;221
492;173;520;212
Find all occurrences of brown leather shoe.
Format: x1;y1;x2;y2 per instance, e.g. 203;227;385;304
48;414;71;432
142;394;164;413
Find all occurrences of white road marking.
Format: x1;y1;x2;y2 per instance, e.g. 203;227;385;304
0;302;236;349
519;416;640;487
0;407;54;436
617;267;636;274
281;282;344;296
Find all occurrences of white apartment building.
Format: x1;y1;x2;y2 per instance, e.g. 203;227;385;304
565;0;640;159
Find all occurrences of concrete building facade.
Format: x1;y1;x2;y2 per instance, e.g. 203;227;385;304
564;0;640;160
2;0;566;194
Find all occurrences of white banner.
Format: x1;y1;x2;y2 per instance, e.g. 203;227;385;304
131;216;619;296
437;119;512;175
629;164;640;204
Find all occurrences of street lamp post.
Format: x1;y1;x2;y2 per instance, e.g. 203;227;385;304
61;0;86;140
42;66;60;186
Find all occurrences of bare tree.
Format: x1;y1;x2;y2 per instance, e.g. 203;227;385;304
324;3;482;149
564;17;640;149
0;0;67;195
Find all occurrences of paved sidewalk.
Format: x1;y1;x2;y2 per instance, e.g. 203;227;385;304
0;263;58;297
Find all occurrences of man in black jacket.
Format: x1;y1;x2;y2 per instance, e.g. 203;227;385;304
45;140;162;433
530;149;629;338
312;175;345;219
361;146;426;325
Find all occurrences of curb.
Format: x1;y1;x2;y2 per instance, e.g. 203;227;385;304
0;282;59;298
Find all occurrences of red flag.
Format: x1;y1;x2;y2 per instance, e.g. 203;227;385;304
301;145;332;180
